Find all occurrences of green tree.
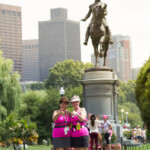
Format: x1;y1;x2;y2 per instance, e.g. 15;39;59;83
136;57;150;139
44;59;93;88
18;90;47;121
0;114;37;142
26;82;44;91
17;86;83;141
0;105;7;118
118;80;136;104
17;90;47;141
36;87;60;141
118;79;143;128
0;114;16;141
0;51;21;120
118;102;143;128
65;85;83;107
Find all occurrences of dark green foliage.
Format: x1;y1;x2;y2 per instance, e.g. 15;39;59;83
0;114;37;141
65;85;83;107
118;80;143;128
18;90;47;121
136;57;150;139
44;59;93;88
16;86;83;141
0;51;21;120
118;102;143;128
27;82;44;91
118;80;136;104
36;88;60;141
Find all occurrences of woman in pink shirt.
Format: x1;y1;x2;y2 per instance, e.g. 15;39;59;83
101;115;112;150
52;96;71;150
70;95;89;150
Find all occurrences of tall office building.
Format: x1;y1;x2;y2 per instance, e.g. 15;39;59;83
0;4;22;77
39;8;81;81
22;40;40;81
132;68;140;80
91;35;132;82
108;35;132;82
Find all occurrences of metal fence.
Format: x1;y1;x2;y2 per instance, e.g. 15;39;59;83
121;143;150;150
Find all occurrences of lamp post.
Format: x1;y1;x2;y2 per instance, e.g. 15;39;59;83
125;112;128;124
59;87;65;97
121;109;124;124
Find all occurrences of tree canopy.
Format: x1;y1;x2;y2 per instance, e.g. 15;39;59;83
16;86;83;141
136;57;150;137
118;80;143;128
0;51;21;120
26;82;44;91
118;80;136;104
118;102;143;128
44;59;93;88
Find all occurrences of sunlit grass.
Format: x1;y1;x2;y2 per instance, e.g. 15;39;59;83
0;145;52;150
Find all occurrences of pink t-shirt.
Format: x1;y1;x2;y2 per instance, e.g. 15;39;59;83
52;111;71;138
71;110;89;137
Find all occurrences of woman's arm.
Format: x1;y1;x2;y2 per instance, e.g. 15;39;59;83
105;122;112;133
52;110;65;122
76;108;87;122
109;123;112;129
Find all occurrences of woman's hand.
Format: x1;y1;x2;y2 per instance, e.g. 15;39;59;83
58;110;65;116
76;108;87;122
105;129;109;133
72;111;78;116
52;110;65;121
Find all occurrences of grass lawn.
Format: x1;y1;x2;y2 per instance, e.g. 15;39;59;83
1;144;150;150
27;145;51;150
122;144;150;150
0;145;51;150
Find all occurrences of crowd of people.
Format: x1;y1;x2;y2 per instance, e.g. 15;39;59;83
51;95;113;150
123;125;146;143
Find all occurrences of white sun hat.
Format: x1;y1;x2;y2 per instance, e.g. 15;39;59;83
71;95;80;103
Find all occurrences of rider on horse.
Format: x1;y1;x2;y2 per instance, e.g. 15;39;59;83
81;0;113;46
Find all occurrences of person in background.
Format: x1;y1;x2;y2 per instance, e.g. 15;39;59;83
52;96;71;150
87;113;92;147
70;95;89;150
136;125;142;142
132;128;137;141
88;114;101;150
101;115;112;150
97;115;103;150
141;129;146;142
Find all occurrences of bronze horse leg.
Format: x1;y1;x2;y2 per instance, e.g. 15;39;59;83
99;35;105;58
103;41;109;66
92;41;99;67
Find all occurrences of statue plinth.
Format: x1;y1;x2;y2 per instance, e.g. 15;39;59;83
85;66;113;72
81;67;123;139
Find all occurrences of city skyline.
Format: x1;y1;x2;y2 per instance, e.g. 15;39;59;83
0;0;150;68
0;3;22;77
91;35;132;82
39;8;81;81
22;39;40;81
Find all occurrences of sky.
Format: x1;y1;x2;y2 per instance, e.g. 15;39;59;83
0;0;150;68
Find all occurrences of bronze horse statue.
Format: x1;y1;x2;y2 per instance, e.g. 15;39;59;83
90;3;110;67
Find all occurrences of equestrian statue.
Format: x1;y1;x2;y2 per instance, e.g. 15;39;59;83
81;0;113;67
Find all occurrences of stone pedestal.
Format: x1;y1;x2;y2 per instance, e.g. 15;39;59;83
81;67;123;138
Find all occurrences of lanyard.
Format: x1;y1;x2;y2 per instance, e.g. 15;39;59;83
63;111;68;125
